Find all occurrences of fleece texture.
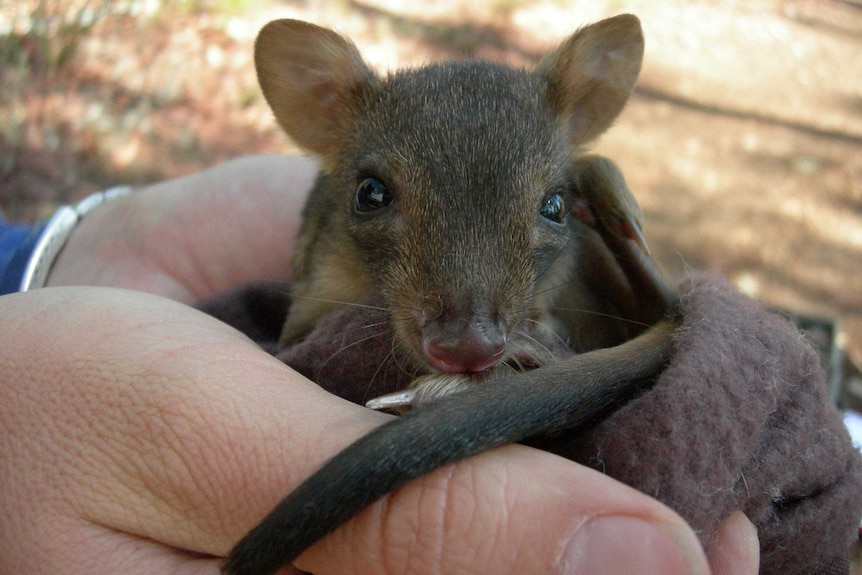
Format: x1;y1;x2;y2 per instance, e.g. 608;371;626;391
197;273;862;575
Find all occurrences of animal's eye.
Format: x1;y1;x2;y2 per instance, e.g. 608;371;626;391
540;193;566;224
354;177;392;213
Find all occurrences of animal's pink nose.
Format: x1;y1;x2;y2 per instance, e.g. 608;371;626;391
422;326;506;373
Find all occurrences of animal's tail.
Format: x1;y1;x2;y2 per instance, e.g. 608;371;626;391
221;318;677;575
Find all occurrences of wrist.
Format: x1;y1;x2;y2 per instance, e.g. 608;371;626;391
0;186;133;294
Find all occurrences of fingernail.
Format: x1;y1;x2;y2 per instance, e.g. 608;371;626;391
562;516;707;575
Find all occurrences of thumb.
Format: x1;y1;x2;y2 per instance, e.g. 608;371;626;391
0;287;711;575
294;445;710;575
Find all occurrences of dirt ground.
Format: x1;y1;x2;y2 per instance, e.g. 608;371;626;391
1;0;861;566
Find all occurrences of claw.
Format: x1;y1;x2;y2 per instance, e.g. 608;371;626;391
366;366;521;411
366;389;417;411
620;213;650;255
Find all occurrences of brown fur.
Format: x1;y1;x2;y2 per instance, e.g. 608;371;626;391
223;16;687;575
255;16;657;382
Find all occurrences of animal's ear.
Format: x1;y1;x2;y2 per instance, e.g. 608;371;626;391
538;14;643;146
254;19;377;160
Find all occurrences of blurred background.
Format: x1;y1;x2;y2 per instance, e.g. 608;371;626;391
3;0;860;388
1;0;860;554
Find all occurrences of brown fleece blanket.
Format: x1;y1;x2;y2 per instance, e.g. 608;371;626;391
198;273;862;575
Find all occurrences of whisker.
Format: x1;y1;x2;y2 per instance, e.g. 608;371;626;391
310;320;393;351
361;336;424;403
539;306;651;329
289;294;390;313
519;317;570;350
362;346;398;399
315;324;397;379
527;278;575;303
502;351;527;372
253;279;391;314
511;333;562;365
387;332;426;379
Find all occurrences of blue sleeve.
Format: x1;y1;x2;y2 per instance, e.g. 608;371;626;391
0;212;46;295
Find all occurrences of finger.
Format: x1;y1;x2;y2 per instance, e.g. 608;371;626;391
41;523;304;575
46;154;317;301
707;511;760;575
294;445;711;575
61;286;703;575
44;523;224;575
0;287;387;569
136;154;317;297
0;287;711;575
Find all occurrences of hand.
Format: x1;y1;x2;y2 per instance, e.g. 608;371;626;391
0;287;758;575
46;154;318;303
3;155;759;574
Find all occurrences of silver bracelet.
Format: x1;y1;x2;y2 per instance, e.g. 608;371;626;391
19;185;134;291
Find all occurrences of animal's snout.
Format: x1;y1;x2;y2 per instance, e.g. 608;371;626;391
421;317;506;373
